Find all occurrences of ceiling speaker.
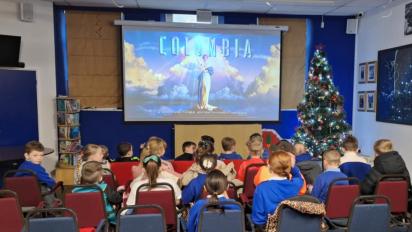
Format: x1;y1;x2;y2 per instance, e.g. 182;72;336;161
19;2;34;22
346;18;358;34
196;10;212;23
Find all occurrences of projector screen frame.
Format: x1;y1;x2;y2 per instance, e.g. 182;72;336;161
117;20;286;123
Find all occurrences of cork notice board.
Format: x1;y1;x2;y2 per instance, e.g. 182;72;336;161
174;124;262;158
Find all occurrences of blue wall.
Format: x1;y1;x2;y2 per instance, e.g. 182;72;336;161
54;7;355;159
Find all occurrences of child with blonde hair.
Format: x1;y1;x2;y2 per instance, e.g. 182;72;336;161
361;139;411;196
74;144;107;184
252;151;303;228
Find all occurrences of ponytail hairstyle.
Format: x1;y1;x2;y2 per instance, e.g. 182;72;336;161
143;155;161;189
205;170;228;205
198;153;217;173
195;140;214;162
268;150;292;178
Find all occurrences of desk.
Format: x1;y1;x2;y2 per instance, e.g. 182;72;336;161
0;146;54;187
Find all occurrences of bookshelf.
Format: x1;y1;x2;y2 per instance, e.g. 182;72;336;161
56;97;81;169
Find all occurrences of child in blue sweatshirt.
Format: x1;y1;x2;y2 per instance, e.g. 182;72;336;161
182;154;217;204
72;161;122;225
252;150;303;227
17;141;57;206
219;137;243;160
187;169;241;232
312;150;348;203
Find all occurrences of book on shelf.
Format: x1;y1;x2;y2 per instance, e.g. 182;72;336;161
57;98;80;113
59;140;82;153
57;112;80;125
58;126;81;140
59;153;78;167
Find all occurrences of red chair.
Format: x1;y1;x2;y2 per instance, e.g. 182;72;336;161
64;184;108;231
325;177;360;220
239;163;265;205
111;162;138;186
135;183;179;231
223;159;244;173
0;190;24;232
103;168;118;190
375;175;409;215
171;161;194;174
3;169;63;212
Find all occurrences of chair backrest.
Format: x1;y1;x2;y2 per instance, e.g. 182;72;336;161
325;177;360;219
26;208;78;232
223;160;244;173
64;185;107;228
110;162;138;186
277;207;322;232
103;168;118;190
136;183;177;226
117;205;166;232
347;195;390;232
375;175;408;214
339;162;372;182
0;190;24;232
243;163;265;199
171;161;194;174
198;201;244;232
3;169;43;207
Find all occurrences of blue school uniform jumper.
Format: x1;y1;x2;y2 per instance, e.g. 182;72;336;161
311;168;349;203
219;152;243;160
187;197;241;232
17;161;56;188
296;153;313;163
182;173;207;205
339;162;371;182
252;166;304;226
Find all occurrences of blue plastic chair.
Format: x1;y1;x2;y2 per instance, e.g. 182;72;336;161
25;207;78;232
117;204;166;232
197;201;244;232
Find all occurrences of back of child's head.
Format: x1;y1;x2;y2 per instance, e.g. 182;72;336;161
268;151;292;178
342;135;359;152
323;150;341;166
277;140;295;154
82;144;103;162
182;141;196;153
99;145;109;159
140;137;167;160
374;139;393;155
198;153;217;173
205;169;228;205
201;135;215;145
221;137;236;152
25;140;45;154
247;134;263;156
196;140;215;161
142;155;161;188
117;142;132;157
293;143;306;155
81;161;103;185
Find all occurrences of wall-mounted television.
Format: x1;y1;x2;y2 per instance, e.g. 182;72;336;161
0;35;25;68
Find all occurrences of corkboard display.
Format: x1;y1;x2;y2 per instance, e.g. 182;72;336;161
66;11;122;108
259;18;306;110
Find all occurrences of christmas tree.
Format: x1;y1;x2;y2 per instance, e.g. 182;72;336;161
292;48;350;156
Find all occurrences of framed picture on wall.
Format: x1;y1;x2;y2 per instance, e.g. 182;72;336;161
359;63;367;83
405;2;412;35
358;91;366;111
367;61;377;83
366;91;376;112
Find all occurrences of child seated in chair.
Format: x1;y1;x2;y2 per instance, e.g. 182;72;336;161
17;140;58;207
72;161;122;225
114;142;139;162
252;151;303;228
182;154;217;204
74;144;108;185
311;150;348;203
187;169;241;232
219;137;243;160
127;155;182;206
